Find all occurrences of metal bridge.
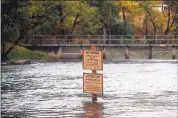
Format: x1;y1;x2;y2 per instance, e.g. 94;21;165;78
20;35;178;47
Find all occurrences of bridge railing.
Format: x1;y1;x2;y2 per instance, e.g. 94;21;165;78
20;35;178;45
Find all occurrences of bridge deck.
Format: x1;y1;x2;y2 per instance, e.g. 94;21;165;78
20;35;178;47
22;44;178;47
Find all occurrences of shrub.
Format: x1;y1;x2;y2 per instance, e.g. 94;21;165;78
7;45;48;60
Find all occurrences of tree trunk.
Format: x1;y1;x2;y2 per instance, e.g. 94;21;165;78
60;18;65;35
1;31;25;61
103;24;106;44
122;7;126;35
71;14;79;35
71;14;84;35
164;3;176;35
161;1;163;13
145;24;148;35
144;12;148;35
153;23;157;35
165;6;171;35
145;8;157;35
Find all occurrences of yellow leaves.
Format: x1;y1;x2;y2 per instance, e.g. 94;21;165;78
117;1;144;22
118;1;143;15
118;1;139;9
64;16;73;28
170;26;176;32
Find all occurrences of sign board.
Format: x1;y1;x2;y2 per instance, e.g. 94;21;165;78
83;73;103;95
83;50;103;70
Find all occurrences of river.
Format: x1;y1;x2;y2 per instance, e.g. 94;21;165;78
1;59;178;117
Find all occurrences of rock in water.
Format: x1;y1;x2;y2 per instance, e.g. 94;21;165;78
11;60;31;65
23;60;31;64
1;62;7;65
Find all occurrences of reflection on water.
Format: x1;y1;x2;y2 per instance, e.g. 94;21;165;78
1;60;177;117
83;102;103;118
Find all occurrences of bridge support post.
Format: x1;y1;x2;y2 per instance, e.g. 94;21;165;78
103;45;106;59
32;45;37;51
57;46;62;58
148;44;152;59
125;45;129;59
172;45;176;59
80;45;83;59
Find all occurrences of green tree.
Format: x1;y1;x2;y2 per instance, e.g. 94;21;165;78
1;0;58;61
63;1;99;35
88;0;122;35
117;1;142;35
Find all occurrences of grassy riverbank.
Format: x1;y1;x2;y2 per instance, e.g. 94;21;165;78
7;45;49;61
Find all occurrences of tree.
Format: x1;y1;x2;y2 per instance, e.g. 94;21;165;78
117;1;142;35
138;1;159;35
1;0;58;61
88;0;122;35
74;8;102;35
138;1;177;35
63;1;98;35
163;1;178;35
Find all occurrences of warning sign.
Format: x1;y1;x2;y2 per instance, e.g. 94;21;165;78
83;73;103;95
83;50;103;70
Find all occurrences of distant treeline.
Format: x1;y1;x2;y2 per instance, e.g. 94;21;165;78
1;0;178;61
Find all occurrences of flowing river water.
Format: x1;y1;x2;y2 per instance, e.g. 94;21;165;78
1;59;178;118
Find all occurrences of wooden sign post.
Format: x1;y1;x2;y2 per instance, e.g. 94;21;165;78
83;45;103;101
92;69;97;101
